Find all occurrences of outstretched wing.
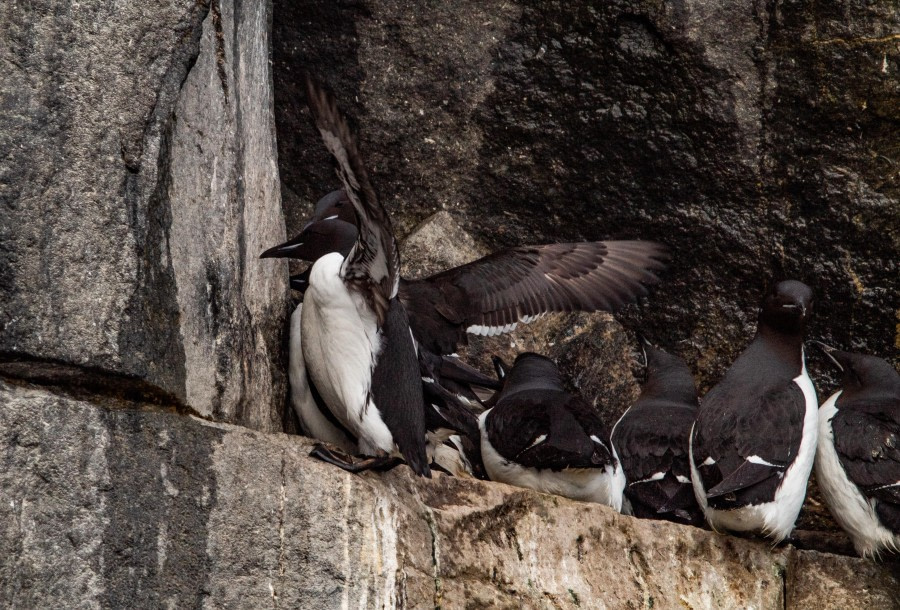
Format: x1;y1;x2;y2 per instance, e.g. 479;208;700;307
832;402;900;532
305;78;399;325
401;241;668;354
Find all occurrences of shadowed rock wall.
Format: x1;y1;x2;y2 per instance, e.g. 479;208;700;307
274;0;899;391
2;0;899;607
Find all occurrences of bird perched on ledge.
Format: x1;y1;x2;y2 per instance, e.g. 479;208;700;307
690;280;817;542
813;343;900;558
291;79;433;476
612;337;703;526
262;79;669;478
478;352;625;510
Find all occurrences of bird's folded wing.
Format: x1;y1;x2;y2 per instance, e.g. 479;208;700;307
833;406;900;529
696;383;806;501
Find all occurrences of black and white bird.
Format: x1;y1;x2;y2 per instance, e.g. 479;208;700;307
287;80;435;476
264;189;670;357
690;280;817;541
263;81;668;478
478;353;625;509
812;343;900;558
264;198;496;468
611;337;704;526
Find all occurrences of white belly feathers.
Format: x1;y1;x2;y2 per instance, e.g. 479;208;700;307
301;252;394;455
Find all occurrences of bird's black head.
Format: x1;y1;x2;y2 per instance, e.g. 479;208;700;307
812;342;900;396
636;336;698;406
759;280;813;335
313;189;357;226
259;218;358;261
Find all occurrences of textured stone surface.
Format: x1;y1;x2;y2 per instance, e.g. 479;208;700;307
1;0;290;431
167;0;290;430
786;549;900;609
273;0;899;392
2;379;898;609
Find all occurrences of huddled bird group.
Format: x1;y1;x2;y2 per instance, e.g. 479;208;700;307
261;80;900;560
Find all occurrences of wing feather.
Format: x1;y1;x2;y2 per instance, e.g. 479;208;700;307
305;78;399;324
401;241;668;353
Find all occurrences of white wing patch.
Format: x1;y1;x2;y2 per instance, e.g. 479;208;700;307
630;471;666;485
466;313;548;337
747;455;780;468
527;434;548;449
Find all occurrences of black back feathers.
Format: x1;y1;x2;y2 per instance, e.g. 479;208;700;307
485;353;615;471
612;341;703;525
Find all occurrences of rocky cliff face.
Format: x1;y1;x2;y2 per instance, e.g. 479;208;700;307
274;0;898;388
1;0;290;433
2;0;899;607
3;381;898;608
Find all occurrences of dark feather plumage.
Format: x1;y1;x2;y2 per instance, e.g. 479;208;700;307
612;342;703;526
401;241;668;354
485;354;615;472
304;79;400;325
369;298;430;477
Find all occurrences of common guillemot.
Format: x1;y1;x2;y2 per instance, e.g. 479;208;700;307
296;80;431;476
812;343;900;558
266;188;670;356
611;337;704;526
478;352;625;509
263;202;498;470
690;280;817;542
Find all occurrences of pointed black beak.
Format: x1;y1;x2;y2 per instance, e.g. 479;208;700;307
809;340;843;372
260;237;304;259
490;355;509;381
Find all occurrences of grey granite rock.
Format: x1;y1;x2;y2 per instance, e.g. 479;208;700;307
2;379;897;609
1;0;290;431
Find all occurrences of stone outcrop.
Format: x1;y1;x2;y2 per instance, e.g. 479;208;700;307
2;380;898;608
1;0;290;432
2;0;899;607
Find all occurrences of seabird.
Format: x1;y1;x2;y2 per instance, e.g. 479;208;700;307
263;194;497;469
263;189;670;357
611;337;704;526
291;80;432;476
264;81;668;478
689;280;817;542
478;352;625;509
812;343;900;558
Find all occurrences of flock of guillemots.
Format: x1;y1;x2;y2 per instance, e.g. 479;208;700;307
260;80;899;560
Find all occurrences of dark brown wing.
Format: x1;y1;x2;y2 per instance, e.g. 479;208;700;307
832;401;900;532
305;79;399;325
401;241;668;353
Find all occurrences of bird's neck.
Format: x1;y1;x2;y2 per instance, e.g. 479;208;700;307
754;323;805;372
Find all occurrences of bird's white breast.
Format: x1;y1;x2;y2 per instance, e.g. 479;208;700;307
301;252;393;454
815;390;900;557
288;303;357;453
